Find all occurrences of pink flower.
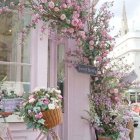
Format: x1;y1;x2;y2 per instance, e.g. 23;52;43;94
61;28;67;33
48;1;55;9
114;88;119;94
102;52;107;57
83;57;89;64
96;56;102;62
60;14;66;20
58;94;63;99
114;96;119;102
29;95;34;100
72;13;80;19
77;38;83;45
110;47;113;51
79;31;85;36
89;40;94;46
68;28;74;33
43;99;49;105
54;7;60;12
29;98;36;103
35;112;43;119
0;9;2;14
71;18;79;27
76;19;84;29
75;6;80;11
61;3;67;9
102;30;107;36
110;89;114;93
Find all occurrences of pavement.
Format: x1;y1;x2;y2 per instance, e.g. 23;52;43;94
134;117;140;140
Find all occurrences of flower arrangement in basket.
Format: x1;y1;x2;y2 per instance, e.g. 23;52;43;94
20;87;63;133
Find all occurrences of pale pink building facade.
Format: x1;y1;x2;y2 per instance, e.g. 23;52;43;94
0;23;96;140
0;0;99;139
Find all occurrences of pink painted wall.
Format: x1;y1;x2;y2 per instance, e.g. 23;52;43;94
63;39;93;140
30;23;48;90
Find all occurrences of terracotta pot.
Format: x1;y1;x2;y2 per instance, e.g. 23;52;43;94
98;136;112;140
42;108;62;129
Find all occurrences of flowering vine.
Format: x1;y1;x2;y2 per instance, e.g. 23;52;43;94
66;2;115;66
0;0;135;139
27;0;88;35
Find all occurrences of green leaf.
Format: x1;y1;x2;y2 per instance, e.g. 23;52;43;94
33;107;41;113
41;105;48;110
38;119;45;124
27;122;33;129
36;102;43;106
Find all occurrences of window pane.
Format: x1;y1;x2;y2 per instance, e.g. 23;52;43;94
23;83;30;93
57;44;65;112
21;65;30;82
0;64;17;81
57;44;65;82
0;13;14;62
0;12;31;63
21;10;31;63
0;11;31;94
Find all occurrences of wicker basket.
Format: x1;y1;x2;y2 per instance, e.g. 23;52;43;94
42;108;62;129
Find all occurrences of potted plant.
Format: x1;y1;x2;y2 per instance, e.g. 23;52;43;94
0;79;23;113
0;90;23;113
20;87;63;133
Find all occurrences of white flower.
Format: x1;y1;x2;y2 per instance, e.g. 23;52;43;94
33;87;46;92
54;89;61;94
46;94;50;97
48;88;55;93
22;102;27;106
66;19;70;24
95;77;98;81
97;71;101;75
50;97;55;101
8;92;12;96
54;99;59;103
48;103;55;109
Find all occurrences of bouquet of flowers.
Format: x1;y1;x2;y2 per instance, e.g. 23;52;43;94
88;59;133;140
20;87;63;133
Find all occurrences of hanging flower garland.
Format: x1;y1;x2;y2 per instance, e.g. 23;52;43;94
0;0;115;66
26;0;88;36
66;2;115;66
